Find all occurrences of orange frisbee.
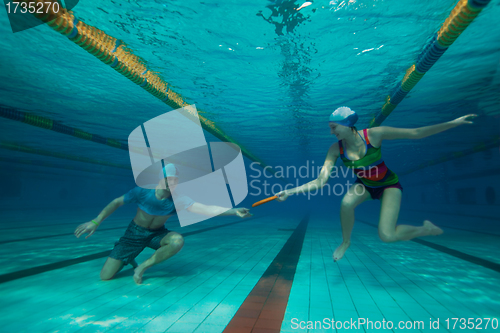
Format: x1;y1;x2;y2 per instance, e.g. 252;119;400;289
252;195;277;207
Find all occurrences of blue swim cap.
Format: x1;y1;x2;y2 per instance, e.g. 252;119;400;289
160;163;178;178
329;106;358;127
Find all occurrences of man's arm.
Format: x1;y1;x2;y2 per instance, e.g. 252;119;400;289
92;196;125;226
187;203;252;218
74;196;126;239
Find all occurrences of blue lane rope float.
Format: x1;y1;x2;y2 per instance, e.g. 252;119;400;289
369;0;492;128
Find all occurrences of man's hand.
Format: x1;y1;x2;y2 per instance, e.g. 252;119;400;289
233;208;252;218
74;222;98;239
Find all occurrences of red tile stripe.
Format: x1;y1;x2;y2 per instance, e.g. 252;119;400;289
223;212;310;333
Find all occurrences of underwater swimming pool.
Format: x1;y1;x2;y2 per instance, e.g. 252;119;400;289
1;0;499;332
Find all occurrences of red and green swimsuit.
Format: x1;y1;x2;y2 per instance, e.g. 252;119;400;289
339;129;400;188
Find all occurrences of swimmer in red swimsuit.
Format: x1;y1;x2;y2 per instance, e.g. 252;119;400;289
276;107;477;261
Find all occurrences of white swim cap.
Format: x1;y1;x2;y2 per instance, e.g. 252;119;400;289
160;163;178;178
329;106;358;127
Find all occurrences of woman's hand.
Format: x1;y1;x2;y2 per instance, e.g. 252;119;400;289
74;222;98;239
275;190;290;202
452;114;477;126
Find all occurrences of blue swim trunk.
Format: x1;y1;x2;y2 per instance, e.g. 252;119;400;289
354;178;403;200
109;220;171;265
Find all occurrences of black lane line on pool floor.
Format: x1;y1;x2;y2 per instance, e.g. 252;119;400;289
403;208;500;222
0;211;283;244
357;219;500;274
0;219;139;230
0;226;127;245
0;214;278;284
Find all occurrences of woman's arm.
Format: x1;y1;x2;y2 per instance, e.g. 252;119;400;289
276;143;339;201
369;114;477;143
414;114;477;138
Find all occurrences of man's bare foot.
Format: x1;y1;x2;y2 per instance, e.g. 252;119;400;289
423;220;443;236
133;265;146;284
333;242;350;262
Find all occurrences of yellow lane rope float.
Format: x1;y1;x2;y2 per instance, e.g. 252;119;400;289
22;0;268;169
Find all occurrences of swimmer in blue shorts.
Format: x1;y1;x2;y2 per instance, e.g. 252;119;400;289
74;163;252;284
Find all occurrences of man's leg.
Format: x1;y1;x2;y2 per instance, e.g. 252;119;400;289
104;221;146;280
100;258;139;280
100;257;125;280
133;232;184;284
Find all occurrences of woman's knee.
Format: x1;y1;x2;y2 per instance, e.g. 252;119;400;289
341;197;360;211
341;188;368;210
378;230;397;243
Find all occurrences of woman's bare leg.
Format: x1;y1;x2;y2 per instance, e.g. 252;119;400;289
378;188;443;243
333;182;372;261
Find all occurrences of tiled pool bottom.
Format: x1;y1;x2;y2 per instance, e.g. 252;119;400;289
0;209;498;333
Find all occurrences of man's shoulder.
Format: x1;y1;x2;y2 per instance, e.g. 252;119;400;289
124;187;152;201
130;186;154;193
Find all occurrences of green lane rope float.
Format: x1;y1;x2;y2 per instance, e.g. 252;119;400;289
0;156;130;177
0;106;207;167
0;106;128;150
0;141;131;169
